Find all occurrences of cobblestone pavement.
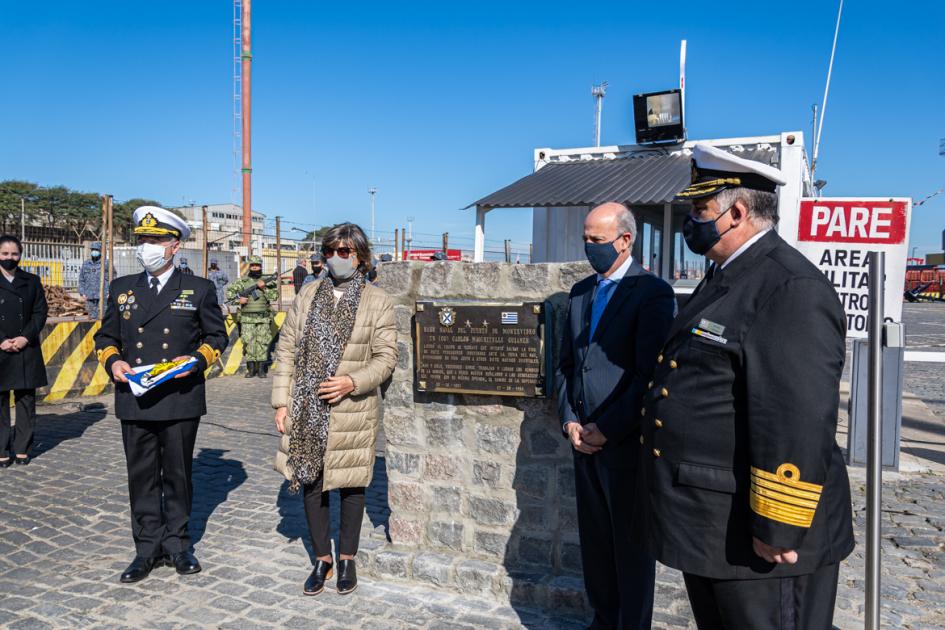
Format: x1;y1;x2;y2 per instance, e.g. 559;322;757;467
2;323;945;628
903;303;945;418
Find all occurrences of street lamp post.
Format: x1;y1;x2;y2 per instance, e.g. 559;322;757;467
368;187;377;244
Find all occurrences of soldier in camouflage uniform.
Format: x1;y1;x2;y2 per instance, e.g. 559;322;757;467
77;242;116;318
225;256;278;378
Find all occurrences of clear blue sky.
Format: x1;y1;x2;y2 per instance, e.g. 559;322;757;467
1;0;943;257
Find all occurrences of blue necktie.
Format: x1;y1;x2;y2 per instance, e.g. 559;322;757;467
589;278;615;340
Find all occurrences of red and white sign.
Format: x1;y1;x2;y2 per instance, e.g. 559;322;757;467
403;249;462;262
792;198;912;338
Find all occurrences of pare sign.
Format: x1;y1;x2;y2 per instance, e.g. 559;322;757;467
793;198;911;338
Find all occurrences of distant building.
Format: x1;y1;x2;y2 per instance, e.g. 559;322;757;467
173;203;267;252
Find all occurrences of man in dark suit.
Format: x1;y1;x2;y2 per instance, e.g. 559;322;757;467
639;144;854;628
556;202;675;629
95;206;228;583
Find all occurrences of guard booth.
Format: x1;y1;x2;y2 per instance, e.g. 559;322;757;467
469;131;812;294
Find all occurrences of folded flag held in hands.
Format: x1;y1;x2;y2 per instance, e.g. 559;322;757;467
127;357;198;397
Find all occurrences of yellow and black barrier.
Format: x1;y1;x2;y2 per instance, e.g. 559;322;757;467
33;312;288;403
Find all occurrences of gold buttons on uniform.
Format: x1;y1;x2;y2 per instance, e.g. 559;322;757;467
669;360;678;369
654;419;663;428
660;388;669;398
648;381;654;389
639;435;644;444
162;343;168;349
135;342;143;349
135;358;142;365
163;328;170;335
653;448;661;458
657;354;664;363
137;327;144;333
641;407;646;417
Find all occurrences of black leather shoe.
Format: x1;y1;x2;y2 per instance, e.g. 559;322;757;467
244;361;257;378
257;363;268;379
169;550;202;575
0;458;13;468
14;455;29;466
336;559;357;595
303;560;333;596
120;555;162;583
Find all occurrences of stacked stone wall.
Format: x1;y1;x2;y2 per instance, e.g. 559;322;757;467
356;260;593;612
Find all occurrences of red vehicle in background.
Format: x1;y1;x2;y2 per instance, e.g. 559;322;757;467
904;263;945;302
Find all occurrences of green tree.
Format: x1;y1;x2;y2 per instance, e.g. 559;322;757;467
0;180;42;233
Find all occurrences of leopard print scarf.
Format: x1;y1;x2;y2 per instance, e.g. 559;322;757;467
287;272;365;492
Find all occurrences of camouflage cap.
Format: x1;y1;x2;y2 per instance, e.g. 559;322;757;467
248;255;263;266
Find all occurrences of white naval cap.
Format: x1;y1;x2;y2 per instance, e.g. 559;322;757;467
132;205;191;241
676;143;787;200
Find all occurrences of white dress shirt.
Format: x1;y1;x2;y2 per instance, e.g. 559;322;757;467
147;264;176;294
599;253;635;283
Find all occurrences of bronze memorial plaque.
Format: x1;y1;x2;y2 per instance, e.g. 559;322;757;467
414;301;549;397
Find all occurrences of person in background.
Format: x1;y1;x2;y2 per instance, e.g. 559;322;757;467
226;256;278;378
179;257;194;276
271;222;397;597
94;206;227;583
78;241;116;319
0;234;48;468
292;257;308;294
302;253;327;287
555;203;675;629
640;145;854;628
207;258;229;314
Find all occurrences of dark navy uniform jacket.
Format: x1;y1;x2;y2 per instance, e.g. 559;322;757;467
93;269;228;422
639;230;855;579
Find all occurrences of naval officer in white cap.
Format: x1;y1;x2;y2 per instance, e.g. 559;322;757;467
638;144;854;628
94;206;228;583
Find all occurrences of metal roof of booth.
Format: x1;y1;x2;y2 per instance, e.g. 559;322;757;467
470;147;779;209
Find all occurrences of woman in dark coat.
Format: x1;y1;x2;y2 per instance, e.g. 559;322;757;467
0;234;48;467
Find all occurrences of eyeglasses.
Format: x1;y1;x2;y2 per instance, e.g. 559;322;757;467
322;246;353;259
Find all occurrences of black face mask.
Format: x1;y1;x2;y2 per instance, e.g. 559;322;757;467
683;206;735;255
248;269;262;279
311;265;323;275
584;239;622;275
0;259;18;272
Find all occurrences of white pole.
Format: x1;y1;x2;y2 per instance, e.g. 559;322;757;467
595;96;602;147
679;39;687;135
21;197;25;242
812;0;844;175
369;187;377;243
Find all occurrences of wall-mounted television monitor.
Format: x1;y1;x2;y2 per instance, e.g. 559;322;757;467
633;89;685;144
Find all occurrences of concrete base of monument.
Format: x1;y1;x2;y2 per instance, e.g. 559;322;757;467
354;537;590;617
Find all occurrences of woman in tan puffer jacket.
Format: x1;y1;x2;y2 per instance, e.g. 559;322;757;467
271;223;397;597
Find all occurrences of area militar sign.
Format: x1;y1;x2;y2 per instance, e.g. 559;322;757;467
791;198;912;338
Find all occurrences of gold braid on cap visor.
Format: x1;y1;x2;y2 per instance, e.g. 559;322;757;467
134;226;181;237
675;177;743;198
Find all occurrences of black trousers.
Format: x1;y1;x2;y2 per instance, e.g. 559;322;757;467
0;389;36;457
683;562;841;629
574;448;655;630
303;476;365;558
120;418;200;558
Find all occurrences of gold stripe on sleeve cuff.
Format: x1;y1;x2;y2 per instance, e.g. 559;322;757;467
750;491;815;528
97;346;120;367
196;344;218;367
